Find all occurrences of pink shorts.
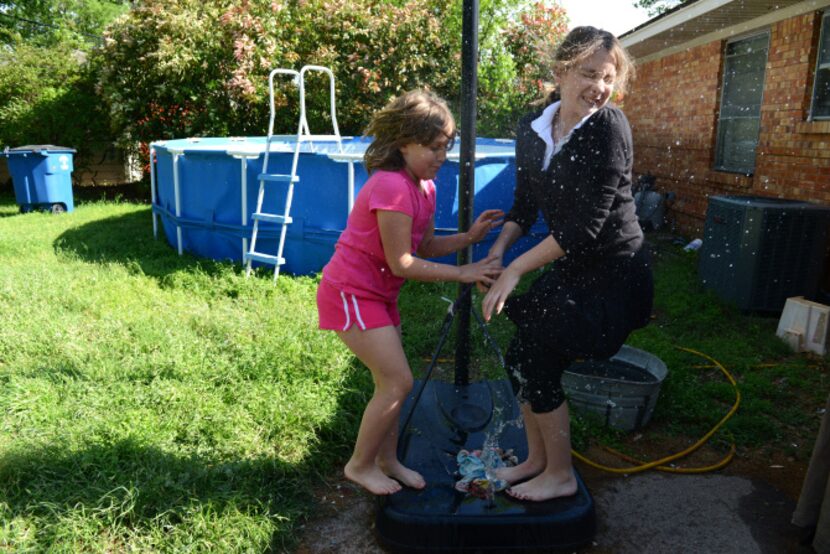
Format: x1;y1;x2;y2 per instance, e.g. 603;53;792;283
317;280;401;331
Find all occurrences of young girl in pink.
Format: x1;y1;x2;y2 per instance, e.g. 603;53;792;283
317;90;503;495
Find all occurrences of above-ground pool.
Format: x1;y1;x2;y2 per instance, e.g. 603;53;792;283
151;135;547;275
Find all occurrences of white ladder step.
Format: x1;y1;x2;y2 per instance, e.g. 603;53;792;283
258;173;299;183
245;251;286;266
252;213;292;224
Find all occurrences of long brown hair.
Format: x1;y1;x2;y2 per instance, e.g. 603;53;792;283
540;26;635;105
363;90;455;174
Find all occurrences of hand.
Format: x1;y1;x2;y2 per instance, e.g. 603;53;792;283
459;254;503;285
466;209;505;244
475;250;503;293
482;265;521;322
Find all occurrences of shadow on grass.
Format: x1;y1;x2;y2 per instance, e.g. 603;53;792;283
0;439;294;518
53;208;235;279
0;361;370;551
0;192;23;218
0;209;22;218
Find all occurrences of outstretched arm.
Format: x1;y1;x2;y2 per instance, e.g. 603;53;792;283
378;210;502;284
485;220;523;263
416;209;504;259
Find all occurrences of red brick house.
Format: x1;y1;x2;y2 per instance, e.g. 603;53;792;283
620;0;830;234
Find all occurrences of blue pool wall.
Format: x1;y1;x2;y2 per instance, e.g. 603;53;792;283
152;136;548;275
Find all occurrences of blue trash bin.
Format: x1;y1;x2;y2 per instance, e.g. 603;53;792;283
3;145;76;213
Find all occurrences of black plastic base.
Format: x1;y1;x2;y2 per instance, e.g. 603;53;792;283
376;379;596;553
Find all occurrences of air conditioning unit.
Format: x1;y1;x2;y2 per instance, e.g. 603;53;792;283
699;195;830;312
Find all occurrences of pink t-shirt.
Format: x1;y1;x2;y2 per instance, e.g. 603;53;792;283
322;168;436;302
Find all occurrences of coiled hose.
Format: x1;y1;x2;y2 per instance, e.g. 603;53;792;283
573;346;741;474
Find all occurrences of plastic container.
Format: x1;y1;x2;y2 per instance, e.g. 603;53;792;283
562;345;668;432
3;145;76;213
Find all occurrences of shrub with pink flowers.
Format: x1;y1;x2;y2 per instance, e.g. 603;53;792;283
96;0;568;172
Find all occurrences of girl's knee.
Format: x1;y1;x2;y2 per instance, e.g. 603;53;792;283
397;373;414;396
377;372;413;399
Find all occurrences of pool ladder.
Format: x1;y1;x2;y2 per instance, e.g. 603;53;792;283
245;65;347;281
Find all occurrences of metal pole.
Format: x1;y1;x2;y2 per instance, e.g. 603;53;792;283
455;0;478;387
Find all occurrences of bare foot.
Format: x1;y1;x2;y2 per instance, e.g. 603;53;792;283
492;459;545;485
344;460;402;495
506;470;577;502
377;460;426;490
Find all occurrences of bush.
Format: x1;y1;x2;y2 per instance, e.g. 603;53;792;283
97;0;457;144
97;0;568;173
0;37;114;177
0;1;129;180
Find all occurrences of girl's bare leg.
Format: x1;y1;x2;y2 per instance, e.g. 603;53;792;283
374;326;425;489
493;402;546;484
375;411;425;489
337;325;423;495
507;402;577;501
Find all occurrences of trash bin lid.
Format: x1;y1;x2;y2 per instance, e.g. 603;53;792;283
5;145;77;154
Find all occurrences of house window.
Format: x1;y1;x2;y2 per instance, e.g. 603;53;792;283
714;32;769;174
810;11;830;120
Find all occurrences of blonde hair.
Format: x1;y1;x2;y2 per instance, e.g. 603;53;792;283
540;26;635;105
363;90;456;174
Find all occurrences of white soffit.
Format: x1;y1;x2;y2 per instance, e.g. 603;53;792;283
621;0;830;63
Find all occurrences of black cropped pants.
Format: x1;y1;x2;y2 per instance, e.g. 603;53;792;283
503;247;653;413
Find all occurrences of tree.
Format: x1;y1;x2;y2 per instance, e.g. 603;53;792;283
440;0;569;136
632;0;684;17
0;1;127;175
0;0;129;45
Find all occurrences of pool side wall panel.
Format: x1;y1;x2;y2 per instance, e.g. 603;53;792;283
153;138;538;274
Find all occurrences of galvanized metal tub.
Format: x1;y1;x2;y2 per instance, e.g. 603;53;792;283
562;345;668;432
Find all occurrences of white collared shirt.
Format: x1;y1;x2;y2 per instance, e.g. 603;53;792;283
530;101;596;170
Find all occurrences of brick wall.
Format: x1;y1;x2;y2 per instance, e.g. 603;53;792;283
624;11;830;236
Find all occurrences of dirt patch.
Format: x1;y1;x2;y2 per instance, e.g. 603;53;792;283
725;449;808;501
576;434;809;500
295;477;384;554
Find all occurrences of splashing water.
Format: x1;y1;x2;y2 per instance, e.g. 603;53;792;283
454;400;523;499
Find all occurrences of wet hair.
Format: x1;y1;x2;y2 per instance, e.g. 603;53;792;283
540;26;635;105
363;90;456;174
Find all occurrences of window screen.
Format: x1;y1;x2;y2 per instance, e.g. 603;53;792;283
714;33;769;174
810;11;830;119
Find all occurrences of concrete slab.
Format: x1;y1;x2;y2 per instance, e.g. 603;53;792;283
590;473;800;553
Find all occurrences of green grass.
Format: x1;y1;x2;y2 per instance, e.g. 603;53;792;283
0;193;827;551
0;195;368;551
622;238;828;455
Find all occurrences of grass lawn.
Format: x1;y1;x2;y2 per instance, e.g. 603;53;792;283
0;192;827;552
